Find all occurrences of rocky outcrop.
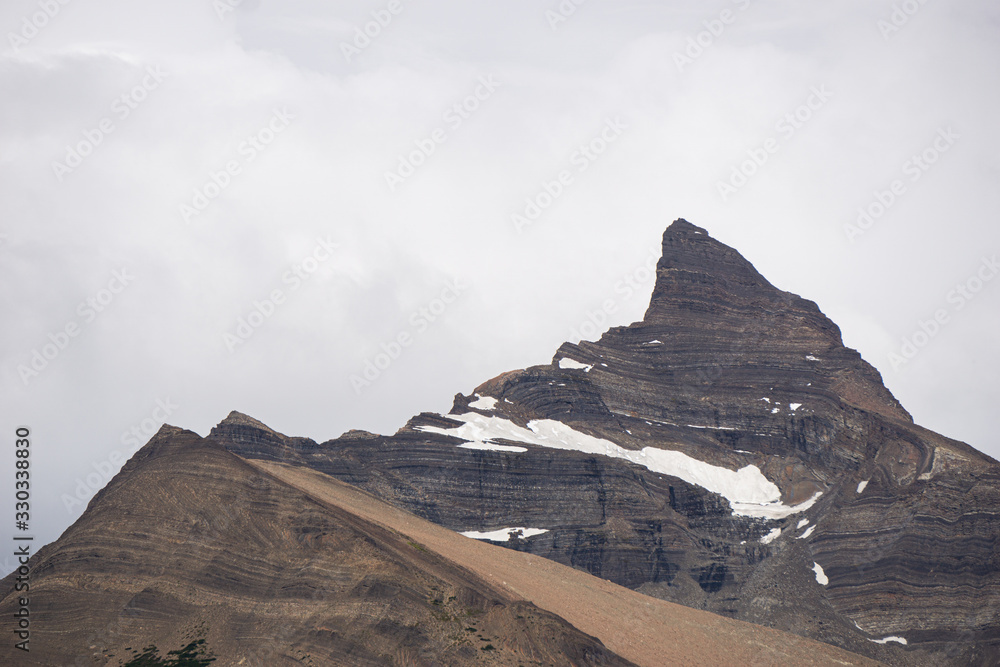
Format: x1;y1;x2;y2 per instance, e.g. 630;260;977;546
212;221;1000;665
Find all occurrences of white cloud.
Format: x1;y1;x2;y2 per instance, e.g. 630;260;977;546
1;0;997;550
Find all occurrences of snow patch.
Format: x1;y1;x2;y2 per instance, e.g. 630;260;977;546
558;357;592;372
732;492;822;520
468;395;497;410
643;340;663;345
870;636;907;645
812;562;828;586
857;480;869;494
644;417;678;427
417;413;812;517
797;518;810;529
761;397;770;403
461;527;549;542
459;442;527;453
771;407;780;414
806;355;819;361
760;528;781;544
418;416;532;452
789;403;802;411
798;525;815;539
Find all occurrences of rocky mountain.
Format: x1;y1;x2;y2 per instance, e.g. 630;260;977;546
3;219;997;665
210;220;1000;665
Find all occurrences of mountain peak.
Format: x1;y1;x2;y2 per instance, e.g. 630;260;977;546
645;219;778;325
216;410;279;434
208;410;319;464
664;217;707;234
599;219;910;424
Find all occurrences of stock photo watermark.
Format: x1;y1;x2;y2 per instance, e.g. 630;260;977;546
179;108;294;223
213;0;250;20
12;425;32;652
888;254;998;370
845;126;958;242
512;116;627;233
6;0;72;52
223;236;339;352
673;0;754;72
340;0;413;63
716;85;832;202
384;75;501;192
350;278;469;394
546;0;589;31
877;0;932;40
51;65;168;182
17;268;135;386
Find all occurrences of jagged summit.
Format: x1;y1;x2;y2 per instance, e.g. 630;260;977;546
208;410;316;463
645;219;824;331
580;219;913;424
216;410;276;431
654;218;774;293
123;423;198;464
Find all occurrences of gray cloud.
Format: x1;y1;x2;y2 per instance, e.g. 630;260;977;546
1;0;997;550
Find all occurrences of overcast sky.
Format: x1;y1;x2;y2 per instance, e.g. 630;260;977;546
2;0;998;556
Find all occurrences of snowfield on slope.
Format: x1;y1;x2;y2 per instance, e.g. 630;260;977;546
557;357;592;371
416;413;819;519
812;562;829;586
870;636;907;645
468;394;498;410
460;527;549;541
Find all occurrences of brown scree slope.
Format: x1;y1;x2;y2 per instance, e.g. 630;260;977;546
252;458;882;667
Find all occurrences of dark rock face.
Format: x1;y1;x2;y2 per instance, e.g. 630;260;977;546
212;220;1000;665
0;426;632;666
